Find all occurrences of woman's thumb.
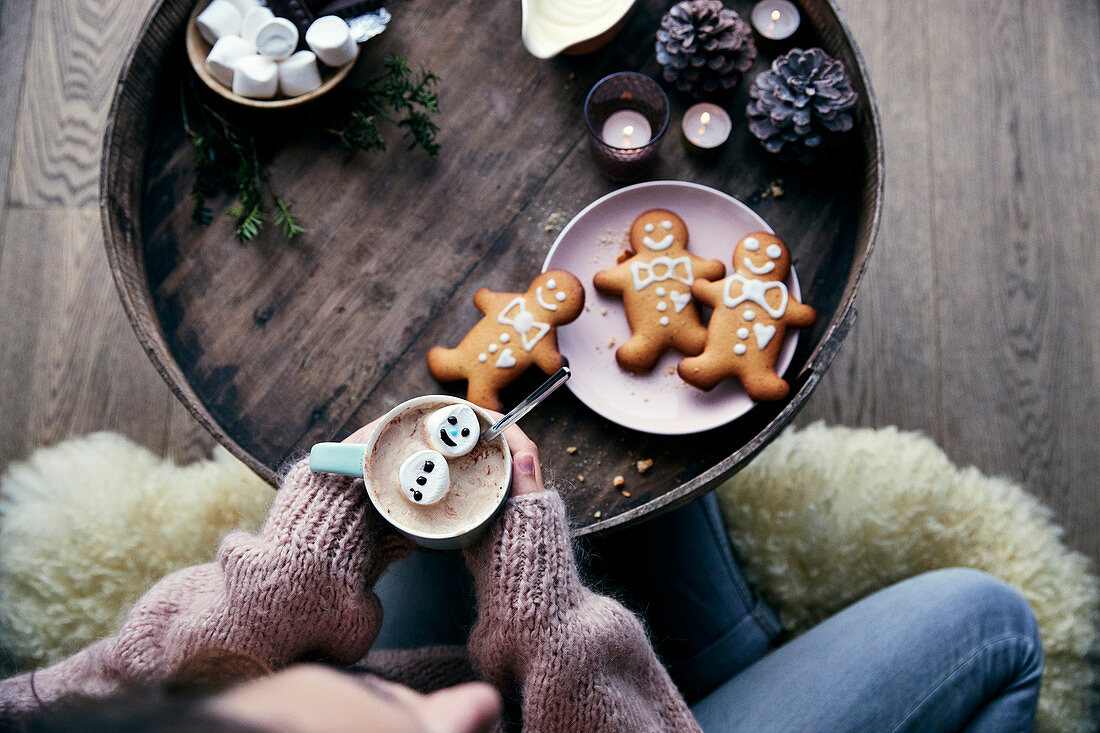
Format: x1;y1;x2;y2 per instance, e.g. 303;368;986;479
511;449;545;496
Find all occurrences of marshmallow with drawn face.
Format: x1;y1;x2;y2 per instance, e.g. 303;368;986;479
425;404;481;458
398;449;450;504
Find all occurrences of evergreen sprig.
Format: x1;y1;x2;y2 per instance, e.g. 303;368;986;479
330;56;441;156
181;55;440;243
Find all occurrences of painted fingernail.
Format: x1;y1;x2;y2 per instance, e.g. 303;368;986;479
516;452;536;475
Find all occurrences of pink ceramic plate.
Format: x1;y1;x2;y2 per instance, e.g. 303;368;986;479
542;180;801;434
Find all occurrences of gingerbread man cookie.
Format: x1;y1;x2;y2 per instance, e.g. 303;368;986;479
678;232;816;401
427;270;585;411
593;210;726;372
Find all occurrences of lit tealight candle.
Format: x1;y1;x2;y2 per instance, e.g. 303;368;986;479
601;109;652;150
750;0;800;42
681;103;732;153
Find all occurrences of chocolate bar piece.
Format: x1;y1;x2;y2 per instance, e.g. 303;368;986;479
309;0;386;20
266;0;314;36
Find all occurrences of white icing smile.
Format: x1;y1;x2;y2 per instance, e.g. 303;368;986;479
536;287;558;311
643;233;674;251
743;257;776;275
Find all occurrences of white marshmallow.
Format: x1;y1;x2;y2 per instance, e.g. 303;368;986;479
278;50;323;97
305;16;358;67
255;17;299;60
195;0;243;45
224;0;263;14
398;449;451;505
241;6;275;45
204;35;256;88
232;55;278;98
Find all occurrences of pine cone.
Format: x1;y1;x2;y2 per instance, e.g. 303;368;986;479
746;47;859;162
655;0;757;100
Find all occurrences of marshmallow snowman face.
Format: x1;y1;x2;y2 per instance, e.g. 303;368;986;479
425;405;481;458
399;449;450;505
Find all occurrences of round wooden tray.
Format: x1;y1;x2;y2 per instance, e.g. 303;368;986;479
102;0;882;534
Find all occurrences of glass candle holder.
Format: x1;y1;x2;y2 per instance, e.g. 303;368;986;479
583;72;670;181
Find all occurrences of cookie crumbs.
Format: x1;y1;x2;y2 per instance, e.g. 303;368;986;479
566;445;578;454
613;475;625;487
600;307;608;316
636;458;653;474
664;365;677;376
543;211;572;236
585;305;590;312
608;337;615;347
621;490;631;497
593;510;602;518
577;474;585;482
762;179;785;199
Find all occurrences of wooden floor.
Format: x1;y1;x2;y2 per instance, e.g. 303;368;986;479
0;0;1097;568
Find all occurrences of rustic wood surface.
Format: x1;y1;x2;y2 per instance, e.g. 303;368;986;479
0;0;1097;565
107;0;876;532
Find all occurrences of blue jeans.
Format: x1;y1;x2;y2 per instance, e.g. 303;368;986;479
374;494;1042;732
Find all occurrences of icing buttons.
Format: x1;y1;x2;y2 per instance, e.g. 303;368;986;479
659;316;670;326
477;353;487;362
656;287;666;296
499;333;510;343
656;302;668;312
737;327;749;339
733;343;747;356
743;309;756;321
488;344;498;353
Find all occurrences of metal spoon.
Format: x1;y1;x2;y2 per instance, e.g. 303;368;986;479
482;362;571;443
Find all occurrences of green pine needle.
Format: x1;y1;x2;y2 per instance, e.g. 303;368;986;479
182;54;440;243
274;197;306;238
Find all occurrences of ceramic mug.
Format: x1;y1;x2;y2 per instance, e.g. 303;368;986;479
310;395;512;550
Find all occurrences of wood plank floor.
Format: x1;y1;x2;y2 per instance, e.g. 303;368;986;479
0;0;1097;573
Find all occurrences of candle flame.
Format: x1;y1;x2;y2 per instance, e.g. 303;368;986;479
771;9;781;20
700;112;711;125
623;125;634;135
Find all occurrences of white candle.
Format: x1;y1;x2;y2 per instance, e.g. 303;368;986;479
751;0;800;41
601;110;652;149
682;103;732;150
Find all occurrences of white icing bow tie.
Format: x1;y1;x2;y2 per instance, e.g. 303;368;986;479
631;256;694;291
723;274;789;319
497;297;550;351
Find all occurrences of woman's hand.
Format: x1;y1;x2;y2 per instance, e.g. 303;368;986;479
482;411;545;497
341;418;382;445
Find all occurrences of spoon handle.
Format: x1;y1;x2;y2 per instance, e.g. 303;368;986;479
483;363;571;443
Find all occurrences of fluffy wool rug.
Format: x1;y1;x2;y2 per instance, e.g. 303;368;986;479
0;426;1096;731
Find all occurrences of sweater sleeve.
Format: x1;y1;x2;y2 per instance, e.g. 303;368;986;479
465;492;701;732
0;458;411;719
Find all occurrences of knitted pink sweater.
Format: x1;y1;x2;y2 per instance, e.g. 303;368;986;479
0;459;700;731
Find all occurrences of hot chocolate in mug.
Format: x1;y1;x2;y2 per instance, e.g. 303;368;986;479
310;395;512;550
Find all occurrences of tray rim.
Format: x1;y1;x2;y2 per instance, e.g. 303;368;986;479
99;0;883;534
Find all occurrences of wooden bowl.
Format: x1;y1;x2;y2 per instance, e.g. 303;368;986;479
103;0;882;534
185;0;356;109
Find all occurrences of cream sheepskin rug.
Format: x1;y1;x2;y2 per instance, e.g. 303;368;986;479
0;433;272;668
1;427;1097;731
716;422;1099;733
